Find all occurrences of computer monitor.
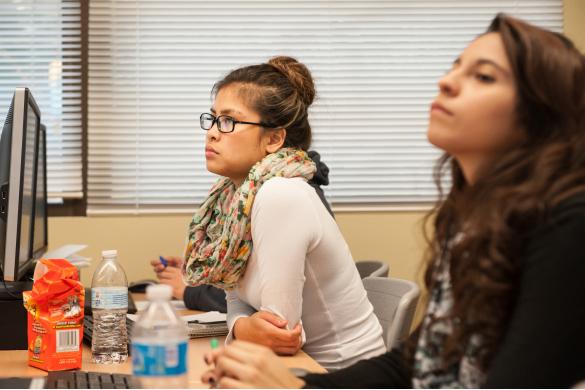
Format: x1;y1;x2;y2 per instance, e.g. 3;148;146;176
0;87;46;282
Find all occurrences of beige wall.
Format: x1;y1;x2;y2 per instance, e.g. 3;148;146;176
564;0;585;53
49;1;584;295
49;211;429;287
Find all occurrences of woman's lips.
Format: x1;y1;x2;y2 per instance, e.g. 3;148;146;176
205;147;218;158
430;101;453;116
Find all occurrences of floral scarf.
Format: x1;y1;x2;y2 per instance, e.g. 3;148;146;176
183;148;316;290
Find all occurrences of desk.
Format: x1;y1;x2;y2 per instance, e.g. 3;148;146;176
0;297;326;388
0;338;325;388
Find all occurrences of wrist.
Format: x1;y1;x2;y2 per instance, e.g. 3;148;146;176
233;317;248;340
176;285;186;300
291;377;305;388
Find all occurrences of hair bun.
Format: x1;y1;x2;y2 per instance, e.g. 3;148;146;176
268;56;315;106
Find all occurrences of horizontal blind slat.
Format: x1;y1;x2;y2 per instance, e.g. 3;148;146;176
0;0;82;198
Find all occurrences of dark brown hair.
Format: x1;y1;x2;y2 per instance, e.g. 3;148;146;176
422;13;585;370
212;56;315;151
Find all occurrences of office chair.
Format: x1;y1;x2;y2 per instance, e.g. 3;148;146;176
355;260;389;279
363;276;420;350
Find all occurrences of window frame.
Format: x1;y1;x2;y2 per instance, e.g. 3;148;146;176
48;0;88;217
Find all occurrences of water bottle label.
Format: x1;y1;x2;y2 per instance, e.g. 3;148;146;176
92;287;128;310
132;341;187;376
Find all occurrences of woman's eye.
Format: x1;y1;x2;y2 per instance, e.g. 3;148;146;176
475;73;495;83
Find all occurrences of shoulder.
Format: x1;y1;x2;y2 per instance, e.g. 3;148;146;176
251;177;322;233
533;192;585;239
525;191;585;266
250;178;323;247
255;177;315;207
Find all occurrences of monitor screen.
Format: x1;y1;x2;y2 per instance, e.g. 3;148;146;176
32;125;47;258
0;87;42;282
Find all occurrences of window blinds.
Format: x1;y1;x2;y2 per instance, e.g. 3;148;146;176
87;0;562;214
0;0;82;200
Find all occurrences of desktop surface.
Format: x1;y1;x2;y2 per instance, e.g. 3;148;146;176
0;295;326;388
0;335;325;388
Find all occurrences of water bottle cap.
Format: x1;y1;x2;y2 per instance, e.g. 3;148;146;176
146;284;172;300
101;249;118;258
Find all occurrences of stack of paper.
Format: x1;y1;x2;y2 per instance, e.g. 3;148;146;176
43;244;91;268
126;310;228;338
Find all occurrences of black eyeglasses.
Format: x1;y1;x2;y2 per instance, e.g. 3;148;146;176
200;113;272;134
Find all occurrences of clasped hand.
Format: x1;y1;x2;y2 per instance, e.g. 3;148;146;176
234;311;303;356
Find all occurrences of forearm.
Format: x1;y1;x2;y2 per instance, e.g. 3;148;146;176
302;349;411;388
225;291;256;343
183;285;227;312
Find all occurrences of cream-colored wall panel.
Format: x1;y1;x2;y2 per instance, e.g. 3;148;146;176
49;216;190;286
49;211;429;287
336;211;428;282
564;0;585;53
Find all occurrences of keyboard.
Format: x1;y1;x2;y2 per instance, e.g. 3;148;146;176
45;371;137;389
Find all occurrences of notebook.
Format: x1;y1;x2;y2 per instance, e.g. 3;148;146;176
126;311;228;338
83;312;228;348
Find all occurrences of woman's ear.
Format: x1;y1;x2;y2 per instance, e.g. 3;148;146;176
264;128;287;153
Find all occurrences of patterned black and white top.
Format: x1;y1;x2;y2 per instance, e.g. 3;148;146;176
412;260;485;388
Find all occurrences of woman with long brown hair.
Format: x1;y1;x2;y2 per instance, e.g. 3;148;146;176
201;13;585;388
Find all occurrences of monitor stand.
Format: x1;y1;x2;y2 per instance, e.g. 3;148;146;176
0;279;33;350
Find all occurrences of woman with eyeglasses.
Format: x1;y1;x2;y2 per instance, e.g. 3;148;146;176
201;14;585;388
179;56;386;370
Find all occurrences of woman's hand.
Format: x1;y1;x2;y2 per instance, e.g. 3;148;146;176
150;256;186;300
234;311;302;355
150;255;184;273
201;340;306;389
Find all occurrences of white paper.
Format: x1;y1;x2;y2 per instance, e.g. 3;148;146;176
181;311;226;323
127;310;226;324
42;244;91;268
43;244;87;259
171;300;187;310
134;301;149;311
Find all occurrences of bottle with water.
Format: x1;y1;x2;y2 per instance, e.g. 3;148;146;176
131;284;189;389
91;249;128;364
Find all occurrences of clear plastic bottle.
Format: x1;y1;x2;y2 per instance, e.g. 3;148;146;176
91;249;129;364
131;284;189;389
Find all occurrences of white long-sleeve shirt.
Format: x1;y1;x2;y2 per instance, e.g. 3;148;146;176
226;177;386;370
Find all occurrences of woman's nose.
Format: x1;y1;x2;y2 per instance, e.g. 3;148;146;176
438;71;460;97
206;122;221;141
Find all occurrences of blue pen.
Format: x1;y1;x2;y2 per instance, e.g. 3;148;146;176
159;255;168;269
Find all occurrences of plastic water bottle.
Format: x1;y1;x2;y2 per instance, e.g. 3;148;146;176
131;284;189;388
91;249;129;364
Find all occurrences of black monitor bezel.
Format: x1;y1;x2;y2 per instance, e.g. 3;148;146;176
2;87;41;281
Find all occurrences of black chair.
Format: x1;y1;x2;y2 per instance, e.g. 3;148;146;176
355;260;389;279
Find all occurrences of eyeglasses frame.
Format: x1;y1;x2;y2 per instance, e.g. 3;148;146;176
200;112;274;134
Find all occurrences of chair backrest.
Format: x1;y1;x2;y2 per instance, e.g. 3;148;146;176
363;276;420;350
355;260;389;279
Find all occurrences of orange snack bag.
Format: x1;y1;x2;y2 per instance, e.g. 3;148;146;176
22;259;84;371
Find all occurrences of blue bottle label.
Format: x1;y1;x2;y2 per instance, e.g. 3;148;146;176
132;341;188;376
92;287;128;310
